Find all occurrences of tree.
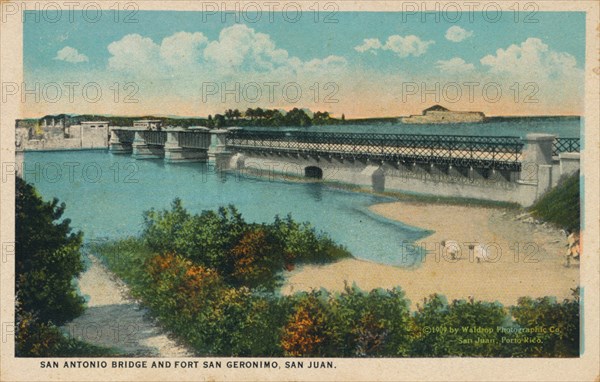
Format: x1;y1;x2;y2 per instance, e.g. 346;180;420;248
15;177;85;326
213;114;225;128
285;108;312;127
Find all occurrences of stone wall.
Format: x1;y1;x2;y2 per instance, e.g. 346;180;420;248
17;124;109;150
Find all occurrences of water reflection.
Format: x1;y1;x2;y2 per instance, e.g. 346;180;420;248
303;181;324;202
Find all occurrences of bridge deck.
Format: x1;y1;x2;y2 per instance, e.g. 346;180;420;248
226;131;525;170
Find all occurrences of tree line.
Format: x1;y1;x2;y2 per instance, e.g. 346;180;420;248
207;108;345;128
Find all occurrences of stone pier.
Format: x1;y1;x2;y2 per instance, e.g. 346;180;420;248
109;129;133;154
164;128;209;163
132;131;165;159
208;129;234;169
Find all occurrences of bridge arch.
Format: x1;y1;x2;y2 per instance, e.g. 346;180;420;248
304;166;323;179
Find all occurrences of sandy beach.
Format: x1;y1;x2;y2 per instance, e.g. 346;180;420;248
282;202;579;309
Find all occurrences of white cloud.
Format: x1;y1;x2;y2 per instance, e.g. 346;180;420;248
54;46;88;63
445;26;473;42
107;25;346;77
354;35;434;57
480;37;577;78
160;32;208;68
108;34;160;72
435;57;475;73
303;55;348;72
354;38;382;53
383;35;434;57
203;24;292;72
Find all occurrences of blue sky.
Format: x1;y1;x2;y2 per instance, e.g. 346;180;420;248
23;10;586;117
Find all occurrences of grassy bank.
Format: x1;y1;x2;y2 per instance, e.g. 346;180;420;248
531;172;580;231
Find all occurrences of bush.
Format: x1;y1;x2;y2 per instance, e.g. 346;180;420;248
15;178;121;357
142;201;351;290
281;290;332;357
411;294;508;357
509;288;580;357
328;285;412;357
16;177;84;325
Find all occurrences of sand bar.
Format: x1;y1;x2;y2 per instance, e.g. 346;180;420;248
282;201;579;309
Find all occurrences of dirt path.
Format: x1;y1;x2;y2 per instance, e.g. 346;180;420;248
61;254;193;357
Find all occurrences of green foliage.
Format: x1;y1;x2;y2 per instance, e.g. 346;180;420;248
531;171;580;232
411;294;509;357
14;178;121;357
142;201;350;290
15;177;84;326
92;201;579;358
328;285;412;357
509;288;580;357
270;214;351;267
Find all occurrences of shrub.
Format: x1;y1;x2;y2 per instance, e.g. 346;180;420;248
281;290;332;357
230;228;284;289
15;177;84;325
329;285;412;357
142;201;351;290
411;294;508;357
509;289;580;357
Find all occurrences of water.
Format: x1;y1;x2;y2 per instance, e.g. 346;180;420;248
22;150;431;267
247;117;581;138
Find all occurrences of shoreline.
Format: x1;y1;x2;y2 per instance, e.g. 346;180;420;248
282;201;579;309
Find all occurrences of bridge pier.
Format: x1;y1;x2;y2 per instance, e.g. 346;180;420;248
209;129;234;169
109;129;133;154
132;131;165;159
164;128;209;163
518;134;556;201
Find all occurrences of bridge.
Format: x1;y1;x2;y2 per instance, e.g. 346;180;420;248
109;127;580;207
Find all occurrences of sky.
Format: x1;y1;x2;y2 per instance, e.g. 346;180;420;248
23;10;586;118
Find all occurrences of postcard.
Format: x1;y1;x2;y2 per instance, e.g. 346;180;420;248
1;1;599;381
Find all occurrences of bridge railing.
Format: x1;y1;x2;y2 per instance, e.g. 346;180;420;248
552;137;580;156
143;131;167;146
226;130;525;170
179;131;211;149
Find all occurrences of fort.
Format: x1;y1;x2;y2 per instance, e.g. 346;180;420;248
401;105;486;124
15;116;109;150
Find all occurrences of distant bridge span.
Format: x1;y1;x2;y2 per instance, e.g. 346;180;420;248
109;127;580;207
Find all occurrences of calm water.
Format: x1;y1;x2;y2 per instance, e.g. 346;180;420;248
23;150;431;267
